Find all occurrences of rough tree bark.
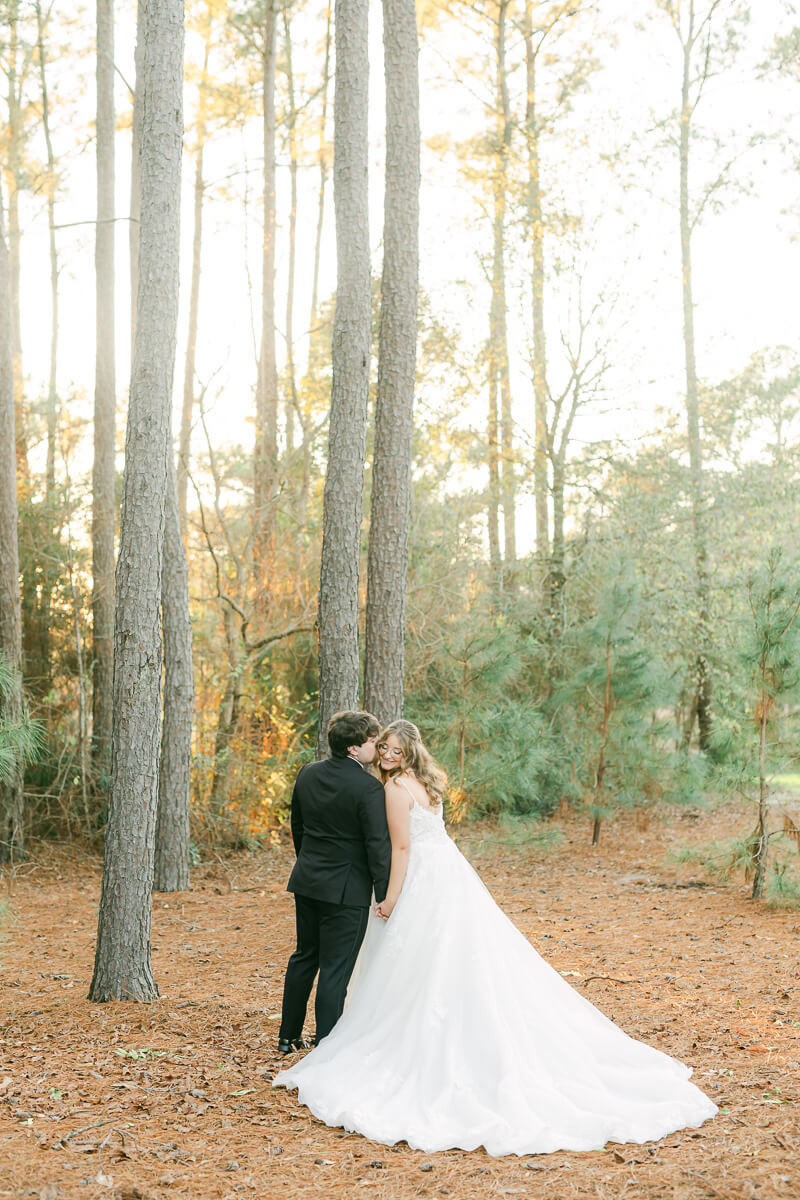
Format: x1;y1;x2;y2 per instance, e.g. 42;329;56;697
90;0;184;1002
157;2;198;885
92;0;116;781
253;1;279;590
363;0;420;725
4;2;26;474
317;0;371;755
129;8;144;348
0;187;24;862
154;448;193;893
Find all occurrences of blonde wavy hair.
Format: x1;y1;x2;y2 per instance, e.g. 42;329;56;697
376;720;447;807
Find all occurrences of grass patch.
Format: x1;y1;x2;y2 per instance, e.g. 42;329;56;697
766;859;800;908
0;898;15;966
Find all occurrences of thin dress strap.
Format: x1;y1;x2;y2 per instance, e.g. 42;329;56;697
393;774;419;806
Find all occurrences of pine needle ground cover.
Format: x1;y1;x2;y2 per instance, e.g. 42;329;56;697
0;802;798;1200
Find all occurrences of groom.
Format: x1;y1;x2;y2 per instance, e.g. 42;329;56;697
277;710;391;1054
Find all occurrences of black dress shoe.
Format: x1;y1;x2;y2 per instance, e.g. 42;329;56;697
277;1036;310;1055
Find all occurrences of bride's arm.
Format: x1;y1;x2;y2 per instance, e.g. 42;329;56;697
374;779;411;920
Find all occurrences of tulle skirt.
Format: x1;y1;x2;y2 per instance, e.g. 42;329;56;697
274;814;716;1156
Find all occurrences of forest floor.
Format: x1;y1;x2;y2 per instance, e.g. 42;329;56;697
1;797;799;1200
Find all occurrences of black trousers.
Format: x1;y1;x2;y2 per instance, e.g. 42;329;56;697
279;893;369;1044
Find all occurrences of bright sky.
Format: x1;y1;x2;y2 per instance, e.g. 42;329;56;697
14;0;800;544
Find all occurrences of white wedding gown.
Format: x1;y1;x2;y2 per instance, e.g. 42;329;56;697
273;795;717;1156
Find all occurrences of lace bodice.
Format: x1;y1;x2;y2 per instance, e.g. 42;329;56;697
392;776;447;847
408;799;447;845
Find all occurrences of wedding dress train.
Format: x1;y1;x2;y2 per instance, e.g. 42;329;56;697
273;796;716;1156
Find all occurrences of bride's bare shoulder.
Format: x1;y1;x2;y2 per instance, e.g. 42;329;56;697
388;772;431;807
384;773;413;811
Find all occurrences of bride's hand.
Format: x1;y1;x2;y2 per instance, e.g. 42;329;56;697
374;898;395;920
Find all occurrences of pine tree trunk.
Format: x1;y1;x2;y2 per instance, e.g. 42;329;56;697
679;16;713;752
300;4;332;525
550;449;566;631
494;0;515;576
177;27;210;532
751;694;769;900
363;0;420;724
34;2;58;700
155;449;193;893
0;187;24;863
178;143;204;531
209;607;244;812
90;0;183;1002
4;3;26;476
253;2;279;589
65;507;91;833
129;8;143;349
317;0;371;756
499;356;515;572
36;0;58;491
524;3;549;574
92;0;116;783
283;8;298;455
487;366;502;579
7;4;36;701
591;636;613;847
486;0;512;588
308;3;331;350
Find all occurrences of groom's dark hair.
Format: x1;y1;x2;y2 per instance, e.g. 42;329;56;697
327;711;380;758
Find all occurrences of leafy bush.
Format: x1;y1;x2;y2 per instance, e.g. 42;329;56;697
766;859;800;908
547;559;703;841
407;597;566;819
671;831;800;908
0;658;44;786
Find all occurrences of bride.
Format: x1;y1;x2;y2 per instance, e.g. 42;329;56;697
273;720;716;1156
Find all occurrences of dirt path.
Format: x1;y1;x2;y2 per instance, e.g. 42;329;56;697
1;801;798;1200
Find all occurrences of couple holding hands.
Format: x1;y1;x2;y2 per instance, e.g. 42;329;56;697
273;711;716;1157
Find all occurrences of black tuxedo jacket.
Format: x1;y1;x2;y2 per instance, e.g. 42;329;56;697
287;756;391;906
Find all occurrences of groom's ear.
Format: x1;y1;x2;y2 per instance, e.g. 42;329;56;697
352;741;375;759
